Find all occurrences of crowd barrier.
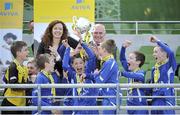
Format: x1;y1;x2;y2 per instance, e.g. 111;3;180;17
0;83;180;114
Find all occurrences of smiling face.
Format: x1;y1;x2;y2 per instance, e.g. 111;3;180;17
52;23;63;39
153;46;167;63
127;53;140;71
72;58;85;75
92;25;106;45
27;62;38;75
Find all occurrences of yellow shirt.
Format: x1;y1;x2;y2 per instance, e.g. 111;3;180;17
5;59;28;106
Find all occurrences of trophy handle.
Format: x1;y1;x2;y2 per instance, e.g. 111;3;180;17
72;16;78;30
72;16;78;24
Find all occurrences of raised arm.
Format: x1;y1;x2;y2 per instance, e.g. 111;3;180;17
150;36;177;70
81;43;95;60
157;41;177;70
120;40;132;71
81;43;96;73
120;46;128;71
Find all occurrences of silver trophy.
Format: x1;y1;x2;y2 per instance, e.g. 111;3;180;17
72;16;91;34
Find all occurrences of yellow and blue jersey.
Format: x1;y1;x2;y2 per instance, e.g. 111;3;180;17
3;59;28;106
62;43;98;114
150;41;177;114
87;55;122;114
32;71;56;114
120;46;148;114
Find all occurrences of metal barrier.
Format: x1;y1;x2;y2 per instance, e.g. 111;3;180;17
0;83;180;114
95;21;180;34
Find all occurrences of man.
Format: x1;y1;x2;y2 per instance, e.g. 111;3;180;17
89;24;120;69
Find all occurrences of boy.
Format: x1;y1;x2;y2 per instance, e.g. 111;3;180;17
120;40;148;114
87;39;121;114
32;53;56;114
150;36;177;114
25;59;39;114
1;41;29;114
62;40;98;114
27;59;39;83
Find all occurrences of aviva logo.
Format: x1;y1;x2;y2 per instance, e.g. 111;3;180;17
4;2;13;10
76;0;85;4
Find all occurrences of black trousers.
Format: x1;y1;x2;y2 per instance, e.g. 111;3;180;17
1;98;25;114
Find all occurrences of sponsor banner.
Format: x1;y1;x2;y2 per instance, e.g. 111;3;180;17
34;0;95;42
0;0;23;68
0;0;23;28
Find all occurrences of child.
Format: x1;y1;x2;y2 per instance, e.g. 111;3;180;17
120;40;148;114
87;39;121;114
1;41;29;114
62;40;98;114
27;59;39;83
32;53;56;114
150;36;177;114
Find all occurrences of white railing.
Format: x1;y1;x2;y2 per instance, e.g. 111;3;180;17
96;21;180;34
23;21;180;34
0;83;180;114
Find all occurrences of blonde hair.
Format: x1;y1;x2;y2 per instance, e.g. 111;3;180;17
101;39;116;54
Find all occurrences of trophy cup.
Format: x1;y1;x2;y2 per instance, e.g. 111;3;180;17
72;16;91;44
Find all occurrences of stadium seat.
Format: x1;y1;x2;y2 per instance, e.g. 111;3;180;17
176;46;180;64
175;46;180;80
174;76;179;83
176;46;180;56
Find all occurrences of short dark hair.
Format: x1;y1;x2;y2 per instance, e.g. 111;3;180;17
36;53;50;70
134;51;145;67
10;41;27;58
3;33;17;41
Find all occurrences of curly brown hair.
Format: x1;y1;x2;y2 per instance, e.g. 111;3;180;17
42;20;68;46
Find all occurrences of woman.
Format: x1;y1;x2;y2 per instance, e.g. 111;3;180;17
37;20;68;75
